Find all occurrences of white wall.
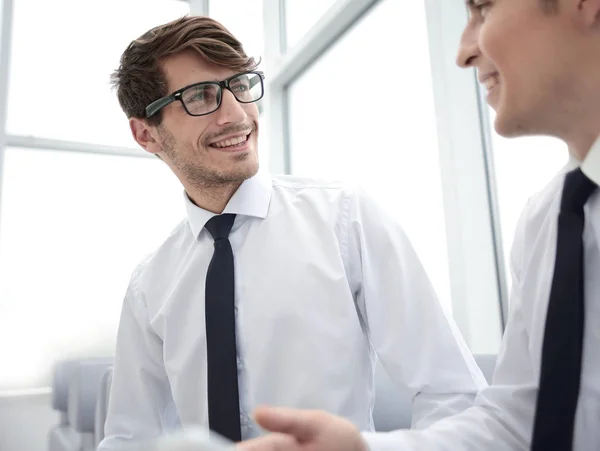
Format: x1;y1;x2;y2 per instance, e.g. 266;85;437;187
0;393;57;451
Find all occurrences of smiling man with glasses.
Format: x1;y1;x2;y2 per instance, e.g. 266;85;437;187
97;15;486;451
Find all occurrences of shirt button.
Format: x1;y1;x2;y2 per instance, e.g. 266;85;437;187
237;356;244;371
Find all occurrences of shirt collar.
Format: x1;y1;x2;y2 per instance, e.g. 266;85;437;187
184;171;272;240
581;135;600;186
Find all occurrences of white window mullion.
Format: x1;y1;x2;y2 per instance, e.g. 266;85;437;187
424;0;503;353
479;99;510;325
263;0;288;173
0;0;15;218
188;0;209;16
6;135;152;159
264;0;380;175
267;0;379;91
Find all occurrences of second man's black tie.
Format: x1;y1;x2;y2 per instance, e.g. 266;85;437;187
204;213;241;442
531;168;597;451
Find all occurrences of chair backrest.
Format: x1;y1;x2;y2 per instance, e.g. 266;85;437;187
48;426;81;451
51;359;81;425
49;358;109;451
94;366;114;448
372;362;412;431
474;354;496;383
372;353;497;431
67;358;113;450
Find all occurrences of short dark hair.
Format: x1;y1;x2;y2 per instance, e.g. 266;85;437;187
111;15;258;126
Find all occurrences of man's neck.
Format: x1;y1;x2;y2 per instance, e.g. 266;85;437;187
186;181;242;214
566;126;600;161
563;67;600;160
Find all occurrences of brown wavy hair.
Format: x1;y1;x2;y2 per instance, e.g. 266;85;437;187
111;15;258;126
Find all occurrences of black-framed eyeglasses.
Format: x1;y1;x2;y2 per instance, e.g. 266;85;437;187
145;70;265;118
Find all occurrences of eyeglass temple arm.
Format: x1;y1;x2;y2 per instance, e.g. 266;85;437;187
146;95;177;118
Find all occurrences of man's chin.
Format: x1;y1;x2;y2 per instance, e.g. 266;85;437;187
493;104;524;138
238;160;260;181
494;112;534;139
219;159;260;184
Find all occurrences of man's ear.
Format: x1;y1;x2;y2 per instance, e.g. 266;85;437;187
576;0;600;28
130;117;162;156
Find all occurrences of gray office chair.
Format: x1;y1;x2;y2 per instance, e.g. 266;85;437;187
67;358;114;451
48;359;82;451
88;354;498;443
473;354;497;384
94;366;114;448
372;354;497;431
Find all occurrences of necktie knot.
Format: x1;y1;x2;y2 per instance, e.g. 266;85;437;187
205;214;236;242
561;168;597;215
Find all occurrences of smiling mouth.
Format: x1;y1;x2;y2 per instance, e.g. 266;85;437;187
482;73;500;92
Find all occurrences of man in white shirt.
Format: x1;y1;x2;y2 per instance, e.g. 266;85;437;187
237;0;600;450
97;15;485;451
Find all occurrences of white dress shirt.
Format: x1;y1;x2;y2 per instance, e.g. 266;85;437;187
363;136;600;451
98;172;486;451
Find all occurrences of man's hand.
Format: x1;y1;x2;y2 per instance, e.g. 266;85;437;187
237;406;369;451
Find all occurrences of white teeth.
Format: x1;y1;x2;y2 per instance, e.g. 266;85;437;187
213;135;247;148
484;75;499;91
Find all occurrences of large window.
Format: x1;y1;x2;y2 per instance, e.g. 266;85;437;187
0;148;184;391
284;0;339;49
489;109;569;289
287;0;452;311
6;0;189;148
0;0;191;391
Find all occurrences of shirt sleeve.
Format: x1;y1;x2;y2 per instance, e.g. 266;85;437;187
340;186;487;429
98;264;178;451
360;197;537;450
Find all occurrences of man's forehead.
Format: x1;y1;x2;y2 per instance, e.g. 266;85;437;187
162;53;236;88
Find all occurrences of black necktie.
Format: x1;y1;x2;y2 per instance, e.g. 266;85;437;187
204;213;241;442
531;168;597;451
